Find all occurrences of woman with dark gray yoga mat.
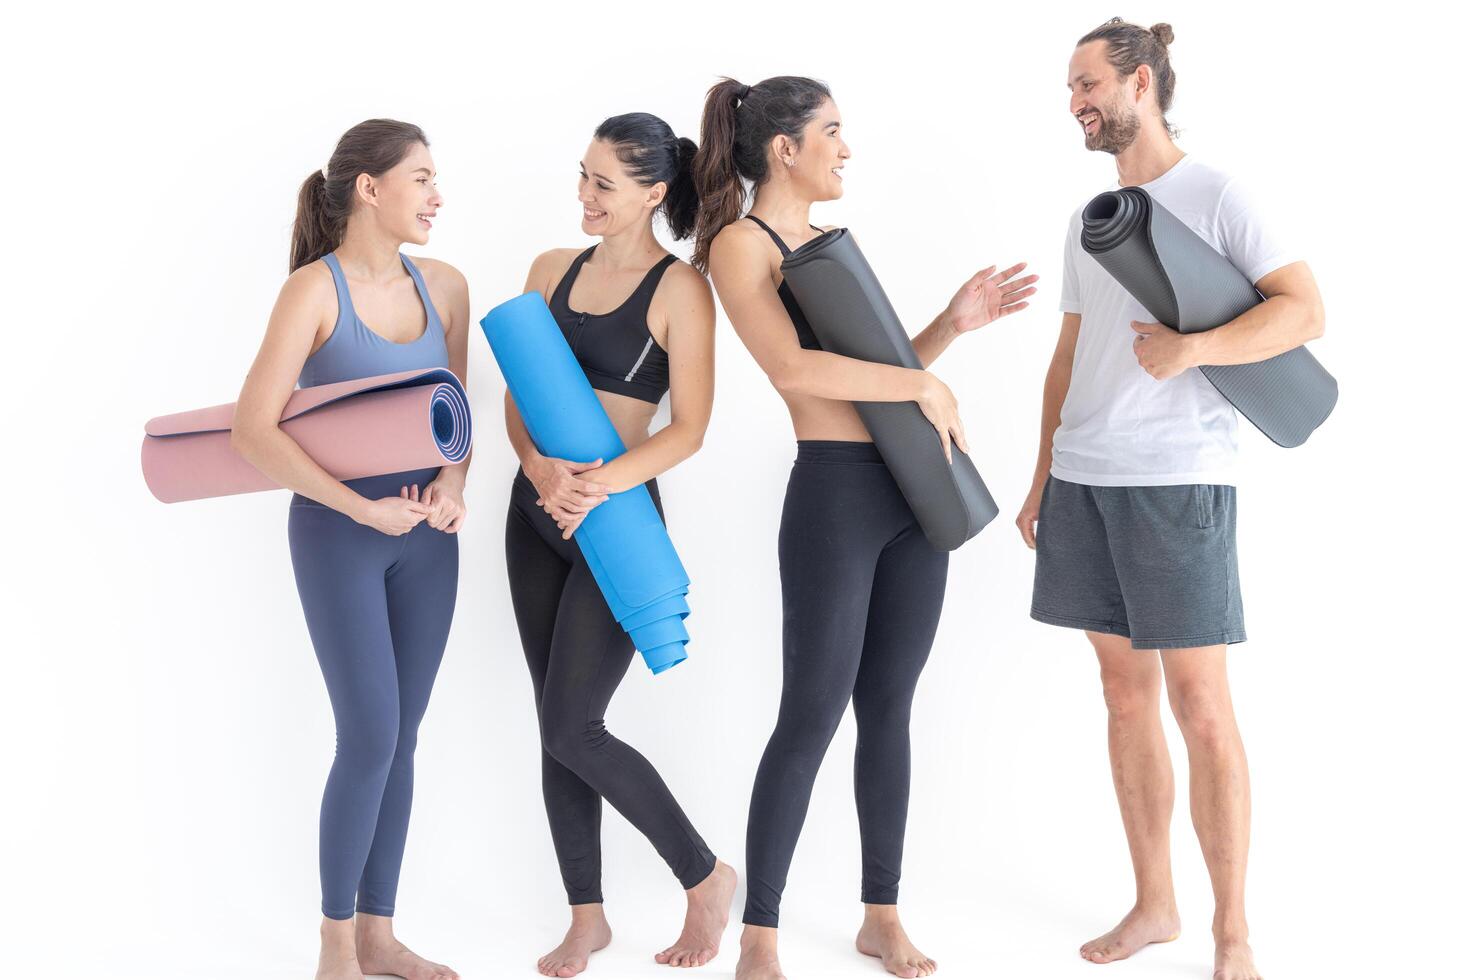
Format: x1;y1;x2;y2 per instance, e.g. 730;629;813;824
693;76;1035;980
231;120;469;980
504;112;736;978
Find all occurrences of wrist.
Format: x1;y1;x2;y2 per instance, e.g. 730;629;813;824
1183;330;1210;368
910;369;936;403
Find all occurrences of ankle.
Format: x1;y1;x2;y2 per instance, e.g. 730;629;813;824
862;903;902;926
569;903;608;927
1213;918;1250;945
741;925;778;951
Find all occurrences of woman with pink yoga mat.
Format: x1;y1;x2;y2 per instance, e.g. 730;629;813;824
230;118;470;980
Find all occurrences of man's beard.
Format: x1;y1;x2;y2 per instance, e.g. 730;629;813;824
1086;103;1140;155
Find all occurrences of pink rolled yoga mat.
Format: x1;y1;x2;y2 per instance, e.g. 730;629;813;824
141;368;472;503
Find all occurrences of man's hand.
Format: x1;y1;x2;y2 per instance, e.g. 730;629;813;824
1132;321;1199;381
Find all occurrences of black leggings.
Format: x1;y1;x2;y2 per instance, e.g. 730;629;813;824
505;469;716;904
743;441;950;927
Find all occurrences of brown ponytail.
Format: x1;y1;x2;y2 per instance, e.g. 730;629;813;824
690;75;831;274
289;118;429;273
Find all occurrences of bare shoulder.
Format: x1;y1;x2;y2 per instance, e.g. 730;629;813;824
410;256;468;293
279;259;337;309
661;258;713;298
709;219;772;271
531;246;585;280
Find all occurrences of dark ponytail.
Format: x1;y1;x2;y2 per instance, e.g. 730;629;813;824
289;118;429;273
691;76;831;273
592;112;700;241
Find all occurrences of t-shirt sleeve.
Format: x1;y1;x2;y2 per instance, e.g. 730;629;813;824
1214;176;1302;285
1059;210;1083;314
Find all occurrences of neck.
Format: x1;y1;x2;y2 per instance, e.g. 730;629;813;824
749;181;814;234
334;221;406;281
1113;125;1185;187
596;219;663;269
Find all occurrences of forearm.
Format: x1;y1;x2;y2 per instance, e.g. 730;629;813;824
587;421;704;493
1188;293;1325;367
503;391;546;475
232;426;365;519
1031;353;1072;488
912;311;960;368
774;348;930;402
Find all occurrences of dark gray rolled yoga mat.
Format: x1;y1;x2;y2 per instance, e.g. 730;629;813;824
780;228;999;551
1080;187;1337;448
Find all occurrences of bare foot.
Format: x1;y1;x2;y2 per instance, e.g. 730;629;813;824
319;918;364;980
656;861;738;967
1214;938;1261;980
735;925;786;980
1079;905;1181;964
317;947;365;980
357;935;458;980
539;905;613;978
856;907;937;979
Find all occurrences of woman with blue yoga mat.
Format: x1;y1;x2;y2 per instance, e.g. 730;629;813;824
693;77;1036;980
231;119;469;980
502;112;736;978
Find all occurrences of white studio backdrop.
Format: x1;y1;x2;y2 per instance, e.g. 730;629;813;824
3;2;1466;977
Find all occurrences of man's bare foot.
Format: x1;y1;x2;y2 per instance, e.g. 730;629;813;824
318;917;364;980
1213;938;1261;980
735;925;786;980
1079;905;1181;964
539;904;613;978
856;905;936;979
655;861;738;967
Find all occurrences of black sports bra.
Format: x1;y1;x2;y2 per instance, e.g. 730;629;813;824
746;214;825;351
549;245;676;404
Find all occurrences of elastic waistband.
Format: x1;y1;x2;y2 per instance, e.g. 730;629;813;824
293;467;442;507
795;440;883;465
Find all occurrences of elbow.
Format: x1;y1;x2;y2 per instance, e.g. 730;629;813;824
767;356;804;395
1305;298;1327;342
229;422;267;463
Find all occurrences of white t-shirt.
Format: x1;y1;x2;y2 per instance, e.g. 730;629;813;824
1052;155;1299;487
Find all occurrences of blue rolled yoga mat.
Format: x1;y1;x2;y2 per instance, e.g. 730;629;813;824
481;292;691;674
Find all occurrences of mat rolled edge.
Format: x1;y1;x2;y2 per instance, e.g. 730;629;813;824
142;368;472;503
780;229;999;550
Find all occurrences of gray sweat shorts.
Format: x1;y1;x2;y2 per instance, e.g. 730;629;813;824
1030;476;1246;650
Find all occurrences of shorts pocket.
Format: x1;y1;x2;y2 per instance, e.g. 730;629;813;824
1193;485;1216;529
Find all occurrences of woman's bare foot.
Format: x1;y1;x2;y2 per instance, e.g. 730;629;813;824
655;861;738;967
1213;937;1261;980
539;904;613;978
1079;904;1181;964
317;918;364;980
735;925;786;980
855;905;937;978
354;913;458;980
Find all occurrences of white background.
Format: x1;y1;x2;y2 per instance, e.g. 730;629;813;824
5;2;1467;977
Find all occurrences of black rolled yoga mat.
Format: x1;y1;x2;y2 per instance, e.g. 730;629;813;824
781;228;999;551
1081;187;1337;448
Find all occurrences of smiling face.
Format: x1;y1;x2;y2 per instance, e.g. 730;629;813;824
776;98;850;201
578;138;664;237
354;141;442;245
1068;40;1142;155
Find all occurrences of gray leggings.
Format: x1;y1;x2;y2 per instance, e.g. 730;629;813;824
288;467;457;920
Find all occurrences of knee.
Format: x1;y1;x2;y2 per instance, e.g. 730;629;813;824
1099;668;1158;721
335;715;401;774
771;703;845;758
1167;680;1235;747
852;690;912;733
539;710;604;767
